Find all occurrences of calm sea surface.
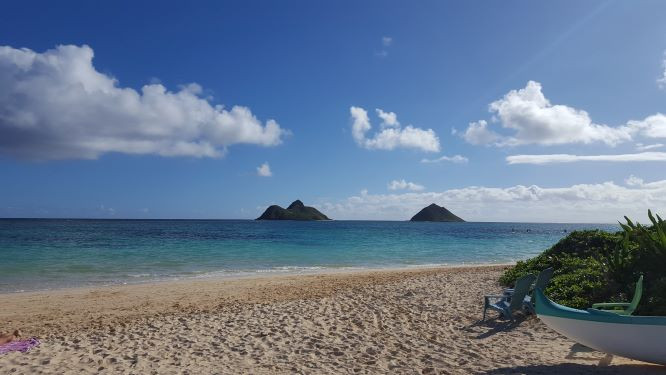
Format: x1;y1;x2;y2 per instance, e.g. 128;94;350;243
0;219;619;293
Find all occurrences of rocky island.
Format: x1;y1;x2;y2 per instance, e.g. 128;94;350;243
410;203;464;222
256;200;331;221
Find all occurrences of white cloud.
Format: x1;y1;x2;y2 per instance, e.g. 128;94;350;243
506;152;666;165
420;155;468;164
463;81;633;147
256;162;272;177
349;106;440;152
626;114;666;139
625;175;644;187
0;44;287;160
318;177;666;222
382;36;393;47
376;108;399;127
387;179;425;191
658;51;666;89
462;120;502;145
350;106;371;145
635;143;664;151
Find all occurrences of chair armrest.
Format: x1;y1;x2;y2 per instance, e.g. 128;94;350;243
484;295;505;304
591;302;630;308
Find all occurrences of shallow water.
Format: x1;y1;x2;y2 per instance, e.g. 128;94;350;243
0;219;619;292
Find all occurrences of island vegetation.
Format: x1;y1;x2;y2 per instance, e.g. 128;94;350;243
410;203;465;222
256;200;330;221
500;210;666;315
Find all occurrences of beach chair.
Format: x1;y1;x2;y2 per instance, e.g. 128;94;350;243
483;273;536;321
591;275;643;315
522;267;554;314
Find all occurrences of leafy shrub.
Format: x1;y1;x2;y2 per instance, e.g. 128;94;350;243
500;212;666;315
618;210;666;315
498;230;620;288
545;256;605;309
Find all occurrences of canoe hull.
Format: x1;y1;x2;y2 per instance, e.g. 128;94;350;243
534;288;666;366
539;314;666;365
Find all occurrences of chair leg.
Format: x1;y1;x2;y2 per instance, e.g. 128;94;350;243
506;309;513;322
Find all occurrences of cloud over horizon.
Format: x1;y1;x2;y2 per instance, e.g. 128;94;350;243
350;106;440;152
319;177;666;223
0;44;287;160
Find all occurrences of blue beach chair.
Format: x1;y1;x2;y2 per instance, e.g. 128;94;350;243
483;273;536;321
522;267;554;314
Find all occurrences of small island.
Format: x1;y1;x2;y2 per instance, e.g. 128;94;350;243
410;203;465;222
256;200;331;221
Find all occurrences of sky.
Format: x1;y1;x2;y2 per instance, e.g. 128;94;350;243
1;0;666;222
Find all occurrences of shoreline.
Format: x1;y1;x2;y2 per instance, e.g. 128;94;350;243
0;261;517;296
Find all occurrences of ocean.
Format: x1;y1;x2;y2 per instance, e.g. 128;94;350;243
0;219;619;293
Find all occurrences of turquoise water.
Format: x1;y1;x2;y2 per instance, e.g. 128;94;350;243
0;219;619;293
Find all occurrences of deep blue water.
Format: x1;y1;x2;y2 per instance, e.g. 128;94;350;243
0;219;619;293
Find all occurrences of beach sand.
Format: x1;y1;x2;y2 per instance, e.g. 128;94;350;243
0;265;663;374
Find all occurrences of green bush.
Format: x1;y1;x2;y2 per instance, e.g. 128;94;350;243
500;212;666;315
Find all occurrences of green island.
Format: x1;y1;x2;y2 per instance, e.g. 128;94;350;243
409;203;465;222
256;200;331;221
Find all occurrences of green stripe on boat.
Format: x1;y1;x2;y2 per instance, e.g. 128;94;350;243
534;288;666;326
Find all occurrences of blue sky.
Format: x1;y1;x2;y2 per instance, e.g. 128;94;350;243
1;1;666;222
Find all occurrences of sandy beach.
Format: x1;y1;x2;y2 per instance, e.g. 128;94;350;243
1;265;663;374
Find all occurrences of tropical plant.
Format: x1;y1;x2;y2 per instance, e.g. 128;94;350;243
500;211;666;315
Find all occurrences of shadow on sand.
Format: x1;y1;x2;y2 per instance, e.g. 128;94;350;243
482;362;666;374
482;343;666;374
464;314;530;339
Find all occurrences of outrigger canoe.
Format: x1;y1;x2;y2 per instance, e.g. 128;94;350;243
534;288;666;365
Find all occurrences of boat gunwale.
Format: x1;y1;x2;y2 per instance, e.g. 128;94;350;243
534;288;666;326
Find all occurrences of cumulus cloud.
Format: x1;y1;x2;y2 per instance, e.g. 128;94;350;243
506;152;666;165
625;175;644;187
349;106;440;152
256;162;272;177
318;177;666;222
462;81;666;149
465;81;633;146
462;120;502;145
387;179;425;191
382;36;393;47
376;108;399;128
350;106;372;145
0;44;287;160
420;155;468;164
626;114;666;139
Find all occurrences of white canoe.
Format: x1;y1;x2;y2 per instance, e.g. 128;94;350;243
534;288;666;365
